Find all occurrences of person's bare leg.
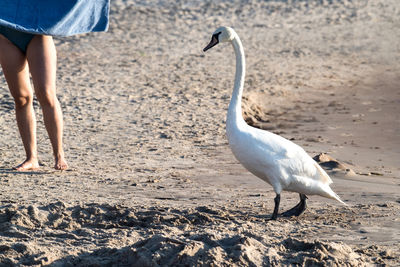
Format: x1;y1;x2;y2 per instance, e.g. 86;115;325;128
0;34;39;170
27;35;68;170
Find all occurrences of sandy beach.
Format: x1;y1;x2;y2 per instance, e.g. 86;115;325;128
1;0;399;265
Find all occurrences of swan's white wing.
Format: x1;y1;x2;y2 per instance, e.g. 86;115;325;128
276;147;333;184
231;126;332;185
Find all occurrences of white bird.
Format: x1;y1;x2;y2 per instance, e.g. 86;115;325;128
203;26;345;220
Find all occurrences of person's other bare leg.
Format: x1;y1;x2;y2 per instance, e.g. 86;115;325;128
27;35;68;170
0;34;39;170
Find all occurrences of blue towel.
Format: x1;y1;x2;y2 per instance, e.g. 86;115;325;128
0;0;110;37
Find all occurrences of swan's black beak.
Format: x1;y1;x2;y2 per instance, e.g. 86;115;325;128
203;33;220;52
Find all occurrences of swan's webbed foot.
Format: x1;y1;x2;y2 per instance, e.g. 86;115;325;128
281;193;307;217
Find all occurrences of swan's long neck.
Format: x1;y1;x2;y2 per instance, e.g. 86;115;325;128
227;34;246;129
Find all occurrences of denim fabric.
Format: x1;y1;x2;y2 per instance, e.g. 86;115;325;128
0;0;110;37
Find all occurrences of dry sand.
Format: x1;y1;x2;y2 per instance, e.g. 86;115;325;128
1;0;399;266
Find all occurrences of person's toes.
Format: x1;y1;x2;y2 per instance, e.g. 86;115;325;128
14;160;39;171
55;160;68;170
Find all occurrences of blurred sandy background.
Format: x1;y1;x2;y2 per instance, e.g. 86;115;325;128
0;0;399;265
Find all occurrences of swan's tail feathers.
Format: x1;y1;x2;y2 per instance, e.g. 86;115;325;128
322;185;348;206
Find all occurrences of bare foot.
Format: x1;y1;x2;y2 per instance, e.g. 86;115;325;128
14;159;39;171
54;156;68;170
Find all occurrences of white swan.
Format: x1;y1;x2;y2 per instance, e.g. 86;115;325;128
203;26;345;220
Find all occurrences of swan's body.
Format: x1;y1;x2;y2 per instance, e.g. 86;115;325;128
204;27;345;219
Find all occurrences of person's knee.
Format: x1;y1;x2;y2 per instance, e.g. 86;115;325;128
35;89;57;108
13;93;33;109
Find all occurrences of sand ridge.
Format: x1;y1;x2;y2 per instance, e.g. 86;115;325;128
0;201;398;266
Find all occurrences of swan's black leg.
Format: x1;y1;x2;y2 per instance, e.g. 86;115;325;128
271;194;280;220
282;193;307;217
